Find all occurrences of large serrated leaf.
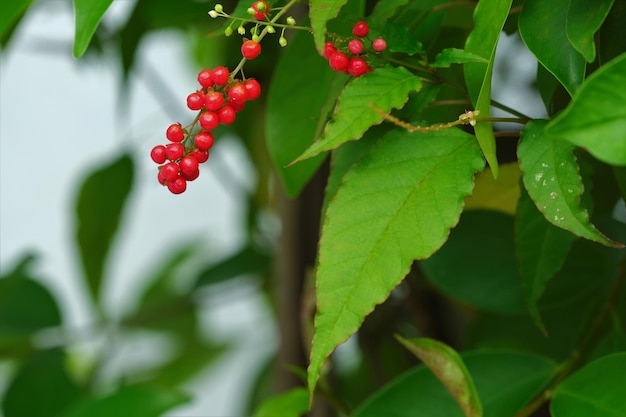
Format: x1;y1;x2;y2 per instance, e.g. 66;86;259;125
309;0;349;53
551;352;626;417
566;0;614;63
74;153;134;305
397;337;483;417
517;120;622;248
519;0;586;97
266;32;341;197
72;0;115;58
307;128;484;398
464;0;512;177
546;53;626;166
515;187;577;331
292;66;422;163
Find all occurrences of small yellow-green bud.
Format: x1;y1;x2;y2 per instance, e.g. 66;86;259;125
214;4;223;13
252;34;260;42
238;25;246;35
267;25;276;34
247;7;255;15
279;37;287;47
224;26;233;36
208;10;218;18
286;16;296;26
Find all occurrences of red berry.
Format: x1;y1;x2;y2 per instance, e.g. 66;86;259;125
323;42;337;60
352;21;369;37
166;123;184;142
348;57;369;77
329;51;349;71
179;156;200;176
187;91;204;110
348;39;364;55
190;149;210;163
197;69;214;88
157;169;167;185
199;111;219;131
241;40;262;60
194;131;215;151
166;143;184;161
160;161;180;182
227;83;248;104
167;176;187;194
227;98;246;112
372;38;387;52
204;90;225;111
244;79;261;100
151;145;167;164
251;1;270;20
181;168;200;181
217;105;236;124
211;66;230;86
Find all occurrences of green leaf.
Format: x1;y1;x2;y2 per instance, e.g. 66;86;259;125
72;0;115;58
369;0;410;20
193;243;273;289
515;187;577;331
546;53;626;166
308;128;484;397
0;0;36;43
421;210;526;314
396;337;482;417
352;350;557;417
518;120;622;248
464;163;521;215
293;66;422;163
519;0;586;97
2;349;81;417
0;255;62;340
309;0;349;53
74;153;134;305
598;0;626;65
567;0;614;62
432;48;489;68
464;0;512;177
252;387;309;417
266;32;340;197
551;352;626;417
60;385;189;417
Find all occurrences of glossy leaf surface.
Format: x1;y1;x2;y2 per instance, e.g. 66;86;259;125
519;0;586;96
293;66;422;163
518;120;621;247
308;127;484;396
397;337;482;417
309;0;349;53
567;0;614;62
551;352;626;417
432;48;488;68
72;0;115;57
546;53;626;166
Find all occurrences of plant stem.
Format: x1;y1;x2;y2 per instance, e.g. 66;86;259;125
490;99;532;121
513;257;626;417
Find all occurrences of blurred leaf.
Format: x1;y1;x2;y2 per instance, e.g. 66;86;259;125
519;0;585;96
2;349;81;417
193;243;272;289
0;0;37;46
266;31;338;197
431;48;488;68
551;352;626;417
352;350;557;417
252;387;309;417
369;0;410;20
546;53;626;166
370;21;423;56
309;0;350;53
464;0;511;177
615;167;626;204
72;0;114;58
518;120;622;247
464;163;521;214
60;385;189;417
515;187;577;330
397;337;482;417
421;210;526;314
293;66;422;163
598;0;626;65
566;0;614;62
74;153;134;305
308;127;484;396
0;255;62;343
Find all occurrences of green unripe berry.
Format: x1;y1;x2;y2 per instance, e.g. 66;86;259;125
252;34;260;42
224;26;233;36
208;10;218;18
247;7;255;15
214;4;223;13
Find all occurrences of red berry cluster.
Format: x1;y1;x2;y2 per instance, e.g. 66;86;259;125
150;66;262;194
323;21;387;77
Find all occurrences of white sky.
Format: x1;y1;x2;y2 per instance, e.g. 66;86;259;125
0;1;275;416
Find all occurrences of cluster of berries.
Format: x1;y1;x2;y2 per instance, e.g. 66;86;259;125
150;66;261;194
323;21;387;77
